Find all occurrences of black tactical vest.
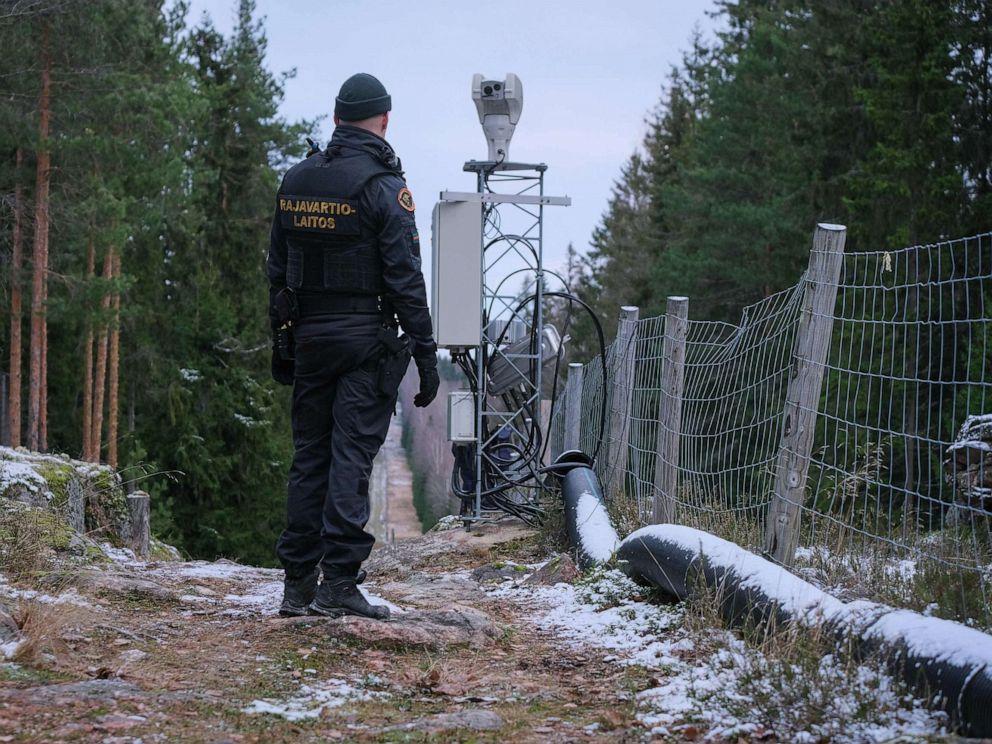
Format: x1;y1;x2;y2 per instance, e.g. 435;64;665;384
276;146;395;296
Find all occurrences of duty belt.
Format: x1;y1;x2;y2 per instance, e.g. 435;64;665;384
297;293;382;317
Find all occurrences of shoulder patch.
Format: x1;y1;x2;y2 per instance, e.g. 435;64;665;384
397;187;416;213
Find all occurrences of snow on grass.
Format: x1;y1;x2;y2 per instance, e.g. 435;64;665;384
637;641;945;742
0;459;48;496
243;676;388;721
494;563;945;741
99;543;139;565
493;568;688;668
160;560;274;581
0;575;93;608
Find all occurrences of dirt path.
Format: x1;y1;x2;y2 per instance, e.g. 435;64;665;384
0;522;652;742
368;404;422;545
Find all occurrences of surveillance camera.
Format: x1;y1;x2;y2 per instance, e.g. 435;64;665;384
472;73;522;163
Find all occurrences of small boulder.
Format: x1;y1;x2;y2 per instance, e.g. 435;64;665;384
386;709;503;733
78;570;175;602
525;554;580;585
296;606;500;650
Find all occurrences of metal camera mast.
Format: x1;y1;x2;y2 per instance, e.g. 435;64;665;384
432;74;571;527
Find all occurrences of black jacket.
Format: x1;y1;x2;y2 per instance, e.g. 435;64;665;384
267;125;434;354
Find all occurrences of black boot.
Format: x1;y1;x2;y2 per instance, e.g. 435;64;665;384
310;576;390;620
279;568;318;617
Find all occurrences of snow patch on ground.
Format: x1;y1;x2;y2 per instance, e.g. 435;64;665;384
0;641;23;659
0;575;93;608
492;568;687;669
243;676;388;721
0;460;48;496
494;563;946;741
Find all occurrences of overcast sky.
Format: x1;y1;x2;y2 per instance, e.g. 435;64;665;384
183;0;717;280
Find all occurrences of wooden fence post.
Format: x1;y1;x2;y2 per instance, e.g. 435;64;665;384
764;224;846;565
128;490;150;559
653;296;689;523
608;306;639;498
564;362;583;452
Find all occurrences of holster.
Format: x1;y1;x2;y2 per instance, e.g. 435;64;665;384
273;288;300;361
375;326;411;398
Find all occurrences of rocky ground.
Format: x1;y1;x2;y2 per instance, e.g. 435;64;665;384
0;519;660;742
0;441;956;742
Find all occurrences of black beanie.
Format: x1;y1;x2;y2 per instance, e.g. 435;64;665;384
335;73;391;121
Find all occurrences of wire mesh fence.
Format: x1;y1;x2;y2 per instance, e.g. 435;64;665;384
551;228;992;627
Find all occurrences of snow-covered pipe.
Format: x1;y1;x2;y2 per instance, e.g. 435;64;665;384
616;525;992;737
560;466;621;569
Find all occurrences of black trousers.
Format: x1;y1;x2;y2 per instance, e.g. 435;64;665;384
276;315;398;579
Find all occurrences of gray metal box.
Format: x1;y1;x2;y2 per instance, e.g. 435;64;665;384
431;200;482;348
447;391;476;442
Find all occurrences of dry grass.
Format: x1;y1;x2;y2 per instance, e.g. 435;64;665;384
0;503;74;582
8;599;86;667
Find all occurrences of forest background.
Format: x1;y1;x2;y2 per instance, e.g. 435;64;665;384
1;0;989;565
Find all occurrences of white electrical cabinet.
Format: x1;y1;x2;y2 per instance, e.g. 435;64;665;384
447;391;476;442
431;200;482;348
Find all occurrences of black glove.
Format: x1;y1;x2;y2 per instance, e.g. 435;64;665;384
413;351;439;408
271;345;294;386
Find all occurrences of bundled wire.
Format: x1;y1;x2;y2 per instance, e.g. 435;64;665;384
449;286;610;526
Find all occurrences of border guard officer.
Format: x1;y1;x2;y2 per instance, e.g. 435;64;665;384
267;73;439;619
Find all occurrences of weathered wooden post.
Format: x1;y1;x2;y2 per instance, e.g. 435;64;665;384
764;224;846;565
564;362;584;452
608;306;639;498
539;399;552;465
653;296;689;523
127;490;151;559
66;476;86;533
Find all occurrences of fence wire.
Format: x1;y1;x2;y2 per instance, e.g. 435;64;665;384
552;230;992;627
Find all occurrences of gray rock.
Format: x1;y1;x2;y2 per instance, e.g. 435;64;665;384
0;678;142;703
78;570;175;601
379;572;484;607
387;709;504;733
288;605;500;650
525;554;580;585
470;565;519;583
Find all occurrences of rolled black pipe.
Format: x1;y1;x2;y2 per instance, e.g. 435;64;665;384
560;464;619;570
616;527;807;630
615;524;992;737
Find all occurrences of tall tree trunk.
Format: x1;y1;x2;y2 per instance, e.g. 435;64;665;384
39;317;47;450
81;236;95;459
107;250;121;468
27;20;51;452
90;246;113;462
7;148;25;448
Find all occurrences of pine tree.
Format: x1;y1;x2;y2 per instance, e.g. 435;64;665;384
6;148;25;448
26;18;51;451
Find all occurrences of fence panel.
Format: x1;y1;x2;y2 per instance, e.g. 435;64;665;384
553;229;992;628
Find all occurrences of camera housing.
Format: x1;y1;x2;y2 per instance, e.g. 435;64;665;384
471;73;523;163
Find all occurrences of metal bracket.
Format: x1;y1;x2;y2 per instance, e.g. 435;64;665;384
439;190;571;207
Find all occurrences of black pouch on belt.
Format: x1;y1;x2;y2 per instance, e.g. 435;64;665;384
375;327;412;398
273;289;300;361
